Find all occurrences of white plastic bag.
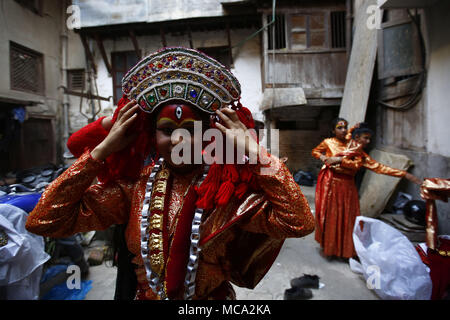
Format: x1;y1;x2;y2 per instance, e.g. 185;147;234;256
0;204;50;299
350;216;432;300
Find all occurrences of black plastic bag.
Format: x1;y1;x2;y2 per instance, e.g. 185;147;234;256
294;170;314;186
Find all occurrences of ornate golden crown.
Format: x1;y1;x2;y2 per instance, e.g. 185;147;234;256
122;47;241;114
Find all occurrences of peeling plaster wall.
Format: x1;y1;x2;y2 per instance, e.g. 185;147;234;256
0;0;63;114
0;0;64;165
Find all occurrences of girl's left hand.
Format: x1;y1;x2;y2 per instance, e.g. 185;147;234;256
325;156;343;165
405;172;423;185
214;108;259;160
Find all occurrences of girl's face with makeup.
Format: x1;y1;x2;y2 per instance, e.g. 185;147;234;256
333;121;348;141
155;103;206;172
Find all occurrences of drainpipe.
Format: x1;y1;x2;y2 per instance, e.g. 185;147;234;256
268;0;277;154
88;39;97;123
346;0;353;61
61;0;71;158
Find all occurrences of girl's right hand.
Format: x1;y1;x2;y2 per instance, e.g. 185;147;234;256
91;100;139;161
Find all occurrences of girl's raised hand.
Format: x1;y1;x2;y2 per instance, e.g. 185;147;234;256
214;107;259;160
91;100;139;161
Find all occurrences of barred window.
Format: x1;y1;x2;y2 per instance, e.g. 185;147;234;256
267;10;347;51
331;11;346;49
10;42;44;95
67;69;85;91
268;14;287;50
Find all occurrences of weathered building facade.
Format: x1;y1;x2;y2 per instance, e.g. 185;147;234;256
66;0;264;135
259;0;350;174
67;0;351;176
0;0;65;174
366;0;450;233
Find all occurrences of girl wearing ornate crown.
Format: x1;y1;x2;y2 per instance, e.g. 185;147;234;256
26;47;314;300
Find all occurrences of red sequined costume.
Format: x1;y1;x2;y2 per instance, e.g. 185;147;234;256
26;47;315;300
26;148;314;299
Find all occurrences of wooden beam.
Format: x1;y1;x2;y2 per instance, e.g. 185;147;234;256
129;30;141;59
339;0;378;125
94;33;112;75
60;86;111;101
160;27;167;48
80;34;97;73
0;96;43;106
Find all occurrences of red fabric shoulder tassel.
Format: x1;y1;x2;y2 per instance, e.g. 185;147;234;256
215;180;235;207
195;163;222;210
222;164;240;184
234;182;249;199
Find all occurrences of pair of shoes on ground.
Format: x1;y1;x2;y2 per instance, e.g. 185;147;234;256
284;274;320;300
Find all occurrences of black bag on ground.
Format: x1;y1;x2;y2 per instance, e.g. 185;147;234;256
294;170;314;186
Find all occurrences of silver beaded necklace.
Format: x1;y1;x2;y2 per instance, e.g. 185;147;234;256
140;158;209;300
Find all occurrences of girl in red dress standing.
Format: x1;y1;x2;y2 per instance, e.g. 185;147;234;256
312;120;421;259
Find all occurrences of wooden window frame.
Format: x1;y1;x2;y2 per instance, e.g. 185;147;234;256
287;12;330;51
266;8;347;54
111;51;141;105
10;41;45;95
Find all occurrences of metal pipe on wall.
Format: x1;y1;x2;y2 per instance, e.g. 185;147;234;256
346;0;353;61
61;0;71;158
268;0;276;154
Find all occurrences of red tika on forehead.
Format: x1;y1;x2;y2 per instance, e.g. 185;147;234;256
336;121;347;128
157;104;201;126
